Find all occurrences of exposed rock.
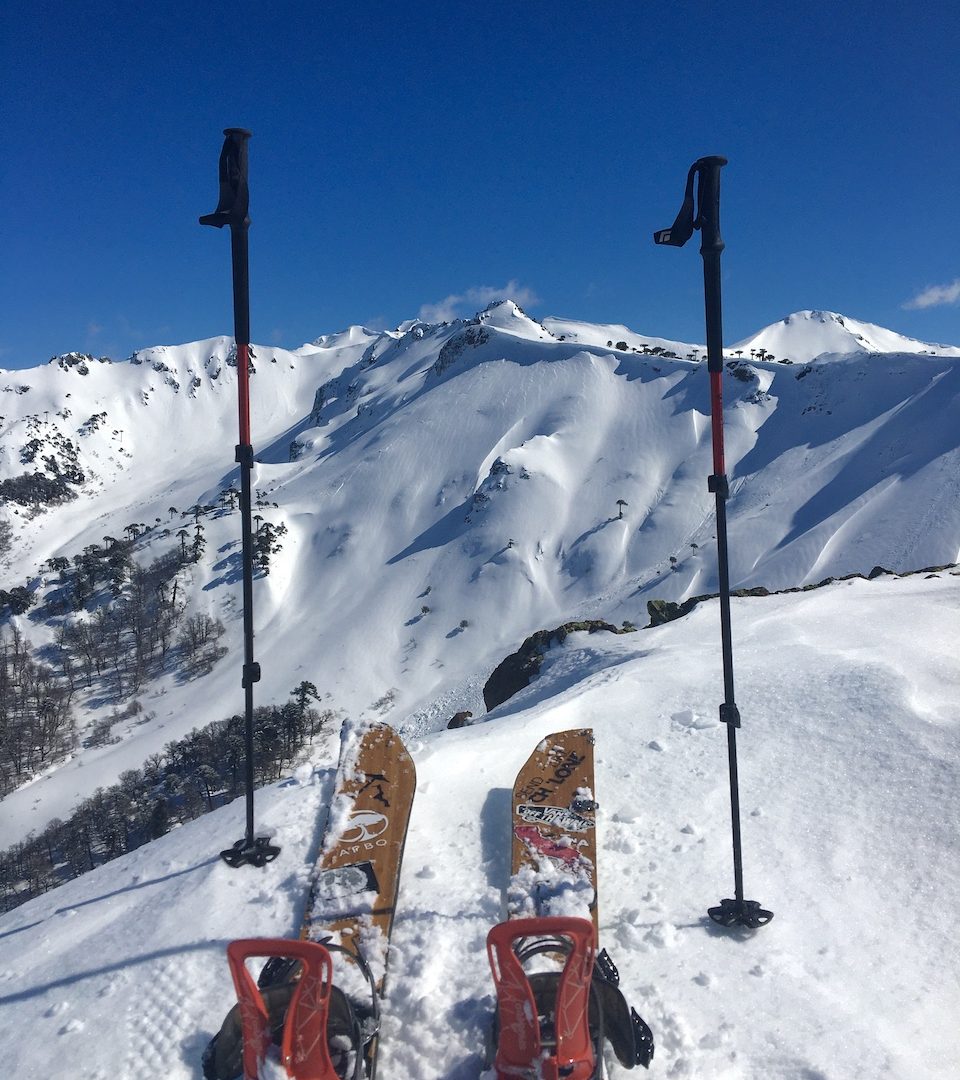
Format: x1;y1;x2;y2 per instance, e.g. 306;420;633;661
645;566;954;628
483;620;631;711
647;597;699;627
433;326;489;376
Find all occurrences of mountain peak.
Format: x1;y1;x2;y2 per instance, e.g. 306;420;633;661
732;309;960;363
473;298;550;338
310;324;384;349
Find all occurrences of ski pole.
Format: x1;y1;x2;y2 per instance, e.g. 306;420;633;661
201;128;280;869
654;156;771;928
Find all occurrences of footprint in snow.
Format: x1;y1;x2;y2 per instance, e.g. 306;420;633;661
671;709;719;730
643;921;679;949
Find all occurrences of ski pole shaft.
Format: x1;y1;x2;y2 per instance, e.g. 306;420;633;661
698;159;746;905
201;128;278;869
697;159;739;722
230;225;257;851
654;156;770;927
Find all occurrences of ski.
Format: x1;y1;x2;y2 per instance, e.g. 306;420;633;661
488;728;654;1078
507;727;600;930
203;721;416;1080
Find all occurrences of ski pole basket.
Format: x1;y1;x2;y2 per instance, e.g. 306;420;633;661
487;916;598;1080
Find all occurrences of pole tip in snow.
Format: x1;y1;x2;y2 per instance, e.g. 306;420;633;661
708;897;773;929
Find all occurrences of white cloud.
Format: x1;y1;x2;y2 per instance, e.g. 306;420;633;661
903;278;960;310
419;280;540;323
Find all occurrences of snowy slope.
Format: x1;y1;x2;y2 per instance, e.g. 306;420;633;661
1;572;958;1079
1;302;959;849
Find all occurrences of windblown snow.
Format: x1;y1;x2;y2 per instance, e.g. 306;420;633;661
1;301;958;1078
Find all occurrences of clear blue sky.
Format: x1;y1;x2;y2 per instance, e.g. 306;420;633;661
2;0;958;369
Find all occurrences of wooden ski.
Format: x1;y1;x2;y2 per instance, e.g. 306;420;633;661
302;721;416;959
203;721;416;1080
489;728;654;1075
300;721;416;1077
508;728;599;936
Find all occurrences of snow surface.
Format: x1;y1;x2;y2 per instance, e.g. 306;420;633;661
1;302;959;1077
1;572;958;1078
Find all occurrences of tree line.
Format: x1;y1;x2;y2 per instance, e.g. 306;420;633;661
0;680;333;913
0;538;229;795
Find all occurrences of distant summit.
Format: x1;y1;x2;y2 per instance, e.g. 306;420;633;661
731;309;960;365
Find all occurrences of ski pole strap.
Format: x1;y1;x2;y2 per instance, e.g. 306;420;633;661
199;128;251;230
652;162;697;247
652;155;727;253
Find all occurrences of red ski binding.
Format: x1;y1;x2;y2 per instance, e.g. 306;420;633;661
487;916;598;1080
226;938;339;1079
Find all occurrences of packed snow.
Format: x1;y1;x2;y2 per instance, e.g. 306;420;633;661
1;302;959;1077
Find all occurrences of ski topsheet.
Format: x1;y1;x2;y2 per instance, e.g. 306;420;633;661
490;728;654;1076
302;721;416;967
508;727;599;932
301;721;416;1076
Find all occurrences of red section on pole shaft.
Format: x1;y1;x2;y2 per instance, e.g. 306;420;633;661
709;369;725;476
236;342;252;447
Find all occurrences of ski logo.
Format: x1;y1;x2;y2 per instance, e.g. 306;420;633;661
358;772;391;808
516;748;587;804
314;860;381;903
515;825;588;868
517;803;594;833
341;810;389;844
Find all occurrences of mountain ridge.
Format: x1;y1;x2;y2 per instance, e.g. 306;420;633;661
1;301;959;846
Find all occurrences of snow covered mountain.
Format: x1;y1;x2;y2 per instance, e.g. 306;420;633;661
730;308;960;364
1;301;959;845
1;300;959;1078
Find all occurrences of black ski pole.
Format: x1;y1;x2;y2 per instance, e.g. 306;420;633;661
201;128;280;869
654;156;771;929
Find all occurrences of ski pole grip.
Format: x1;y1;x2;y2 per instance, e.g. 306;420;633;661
696;155;728;374
200;128;252;230
695;155;727;257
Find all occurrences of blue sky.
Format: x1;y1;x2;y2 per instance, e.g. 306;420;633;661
2;0;958;369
